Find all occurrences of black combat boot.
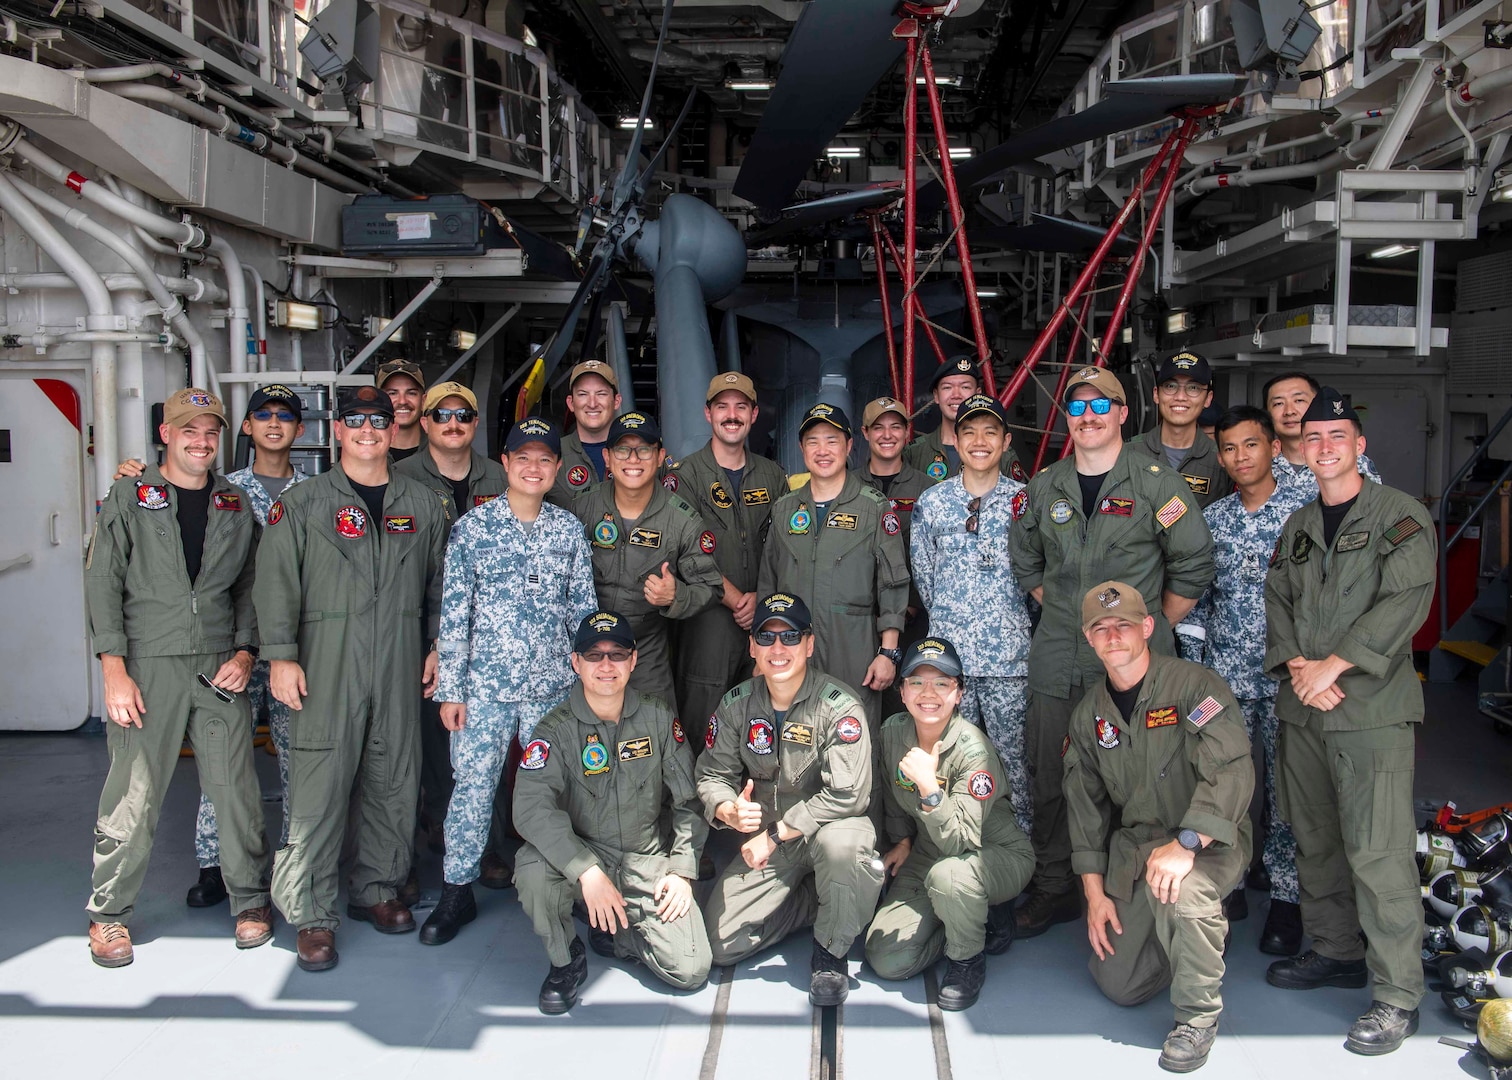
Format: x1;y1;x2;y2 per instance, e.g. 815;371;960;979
419;882;477;945
186;866;228;908
809;941;850;1007
936;952;987;1011
538;937;588;1015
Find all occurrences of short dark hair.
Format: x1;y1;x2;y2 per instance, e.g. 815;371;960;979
1214;405;1275;443
1260;370;1319;406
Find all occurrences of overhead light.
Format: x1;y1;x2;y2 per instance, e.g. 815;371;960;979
916;75;961;87
619;117;653;130
449;329;477;350
1121;326;1134;344
1495;183;1512;202
726;79;773;91
948;147;974;159
273;299;321;331
975;288;1000;298
825;146;863;159
1165;310;1193;334
1369;243;1418;259
364;316;405;343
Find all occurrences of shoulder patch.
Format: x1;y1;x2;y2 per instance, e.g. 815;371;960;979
1188;696;1224;728
967;770;994;800
1383;515;1423;546
1011;488;1028;520
835;716;863;743
1155;495;1188;528
520;739;551;770
672;718;685;744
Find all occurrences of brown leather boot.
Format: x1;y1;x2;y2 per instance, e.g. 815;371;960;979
346;898;416;934
89;921;133;968
234;906;274;949
296;927;338;972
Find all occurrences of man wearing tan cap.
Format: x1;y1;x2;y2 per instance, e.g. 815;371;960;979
667;371;788;751
396;380;510;877
1066;580;1252;1072
83;388;273;967
378;357;427;462
903;355;1027;485
1009;366;1214;937
549;359;622;509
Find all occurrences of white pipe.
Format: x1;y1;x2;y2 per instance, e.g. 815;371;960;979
0;271;227;300
1446;84;1479;165
79;64;206;96
95;174;209;264
1323;107;1394;138
289;256;304;375
0;171;118;499
209;237;251;425
243;266;267;373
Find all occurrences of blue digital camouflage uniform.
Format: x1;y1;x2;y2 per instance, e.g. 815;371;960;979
1272;451;1381;491
434;495;598;885
910;473;1034;836
193;462;308;868
1175;484;1310;905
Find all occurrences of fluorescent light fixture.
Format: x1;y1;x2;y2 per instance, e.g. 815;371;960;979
726;79;773;91
975;288;1000;298
1495;184;1512;202
916;75;961;87
449;329;477;350
273;299;321;331
1121;326;1134;344
364;316;406;343
1368;243;1418;259
1165;310;1193;334
948;147;974;159
825;146;863;159
618;117;653;130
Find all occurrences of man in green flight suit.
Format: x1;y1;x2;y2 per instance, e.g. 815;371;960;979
514;610;711;1013
1262;388;1435;1057
1009;366;1215;938
549;359;621;509
902;354;1026;484
1066;582;1254;1074
573;410;723;713
1126;351;1232;510
257;384;450;972
667;372;787;750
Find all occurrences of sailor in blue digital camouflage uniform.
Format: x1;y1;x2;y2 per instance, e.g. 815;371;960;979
1175;406;1306;958
419;417;598;946
909;394;1033;836
1263;371;1382;491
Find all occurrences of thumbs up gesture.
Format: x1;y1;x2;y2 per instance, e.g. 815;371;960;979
720;777;764;833
898;741;945;801
644;560;679;607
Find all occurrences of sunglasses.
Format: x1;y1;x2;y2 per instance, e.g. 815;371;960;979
197;672;235;703
428;407;477;423
966;495;981;534
1066;397;1114;417
581;648;633;664
753;628;806;647
250;409;298;423
339;412;393;429
610;444;659;461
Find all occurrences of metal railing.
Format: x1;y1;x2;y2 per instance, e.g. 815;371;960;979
1440;403;1512;634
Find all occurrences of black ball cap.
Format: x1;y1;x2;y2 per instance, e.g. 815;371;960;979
573;610;637;653
506;416;561;455
1300;386;1361;426
899;636;963;679
337;383;395;418
955;393;1008;429
607;411;662;446
247;383;303;420
752;592;812;634
1156;350;1212;385
798;402;852;438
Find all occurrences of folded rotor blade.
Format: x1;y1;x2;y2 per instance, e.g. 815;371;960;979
743;184;902;246
638;86;699;191
971;213;1137;255
536;246;613;382
614;0;678;213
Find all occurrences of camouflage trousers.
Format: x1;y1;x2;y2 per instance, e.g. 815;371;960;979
960;675;1032;838
1240;697;1299;904
195;661;289;868
442;698;557;885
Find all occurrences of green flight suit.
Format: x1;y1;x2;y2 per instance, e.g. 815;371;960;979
1010;449;1215;895
1126;426;1233;509
865;713;1034;978
857;460;934;718
547;431;604;510
83;466;270;923
1064;654;1253;1026
697;669;885;963
513;684;711;990
255;464;448;930
396;447;510;838
904;427;1027;484
666;442;788;749
573;481;723;713
1264;479;1435;1011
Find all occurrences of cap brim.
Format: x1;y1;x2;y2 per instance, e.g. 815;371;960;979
900;656;962;679
799;417;849;436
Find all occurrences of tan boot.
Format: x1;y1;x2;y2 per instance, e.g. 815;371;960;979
89;921;133;968
234;906;274;950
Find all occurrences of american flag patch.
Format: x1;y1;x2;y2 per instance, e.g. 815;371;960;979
1155;496;1188;528
1188;696;1224;728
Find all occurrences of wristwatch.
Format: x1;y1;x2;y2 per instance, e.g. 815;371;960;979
1177;828;1205;853
877;646;903;665
919;789;944;810
235;643;259;659
767;821;787;845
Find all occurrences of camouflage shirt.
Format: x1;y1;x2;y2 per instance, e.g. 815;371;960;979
225;463;309;526
1272;451;1382;491
434;496;597;705
911;473;1031;676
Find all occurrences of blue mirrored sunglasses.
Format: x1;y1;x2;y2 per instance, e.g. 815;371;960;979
1066;397;1114;417
250;409;298;422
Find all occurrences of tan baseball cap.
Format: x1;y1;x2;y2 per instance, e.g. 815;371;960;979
1082;580;1150;630
862;396;910;428
707;371;757;404
569;359;618;391
423;381;478;413
376;357;425;390
162;388;227;428
1064;365;1127;405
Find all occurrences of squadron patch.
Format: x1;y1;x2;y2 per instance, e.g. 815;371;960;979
335;505;367;538
1182;474;1211;495
1188;696;1224;728
1061;734;1071;758
520;739;551;770
1049;499;1074;525
746;718;774;755
1010;460;1027;482
1384;516;1423;546
672;719;685;744
894;765;916;790
136;484;169;510
1096;716;1120;749
699;530;717;554
835;716;863;744
618;737;653;761
1155;496;1188;528
567;465;589;488
473;494;498;508
710;482;734;509
1268;535;1283;567
967;771;995;800
1145;705;1179;729
384;516;416;533
1336;530;1371;553
705;715;719;749
1292;532;1313;563
781;722;814;746
927;457;948;481
1099;497;1134;517
627;527;661;548
267;500;284;526
213;493;242;511
593;518;619;547
1011;489;1028;520
742;488;770;506
582;733;610;775
892;497;916;514
661;472;679;492
881;511;901;536
789;507;812;534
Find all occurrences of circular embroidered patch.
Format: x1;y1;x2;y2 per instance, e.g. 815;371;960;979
747;718;774;755
705;715;719;749
881;511;900;536
789;508;811;533
927;460;947;480
662;472;679;492
520;740;551;770
1049;499;1073;525
568;465;589;487
835;716;863;744
335;505;367;538
967;771;994;799
699;530;717;554
672;719;685;744
1011;489;1028;520
710;482;733;509
267;500;284;526
582;737;610;773
593;519;619;547
136;484;169;510
895;765;916;790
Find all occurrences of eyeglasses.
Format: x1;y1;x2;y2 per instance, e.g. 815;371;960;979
903;676;957;694
582;648;633;664
1158;381;1209;399
1066;397;1114;417
610;444;658;461
339;412;393;429
428;407;477;423
250;409;298;423
196;672;235;703
753;628;806;647
966;496;981;534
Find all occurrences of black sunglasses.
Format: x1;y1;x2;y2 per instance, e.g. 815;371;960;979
339;412;393;429
753;628;807;647
197;672;235;703
966;496;981;534
428;407;477;423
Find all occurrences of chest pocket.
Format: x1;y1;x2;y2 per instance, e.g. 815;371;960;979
778;734;820;790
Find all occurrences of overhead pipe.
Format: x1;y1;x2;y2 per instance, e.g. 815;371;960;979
207;237;252;425
0;171;117;500
97;174;209;264
0;272;227;302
